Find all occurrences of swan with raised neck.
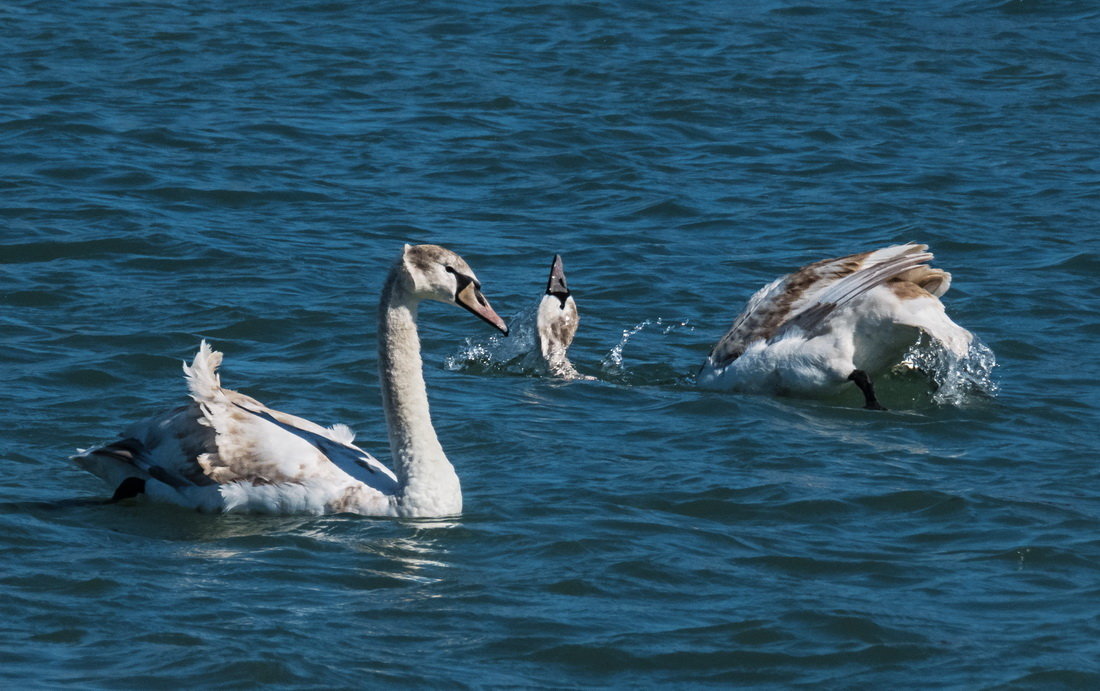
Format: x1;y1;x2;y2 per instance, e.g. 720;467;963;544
72;243;508;516
378;244;508;515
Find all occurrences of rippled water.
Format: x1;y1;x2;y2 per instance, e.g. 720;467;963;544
3;0;1100;686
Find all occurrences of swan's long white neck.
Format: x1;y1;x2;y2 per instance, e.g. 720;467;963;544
378;273;461;516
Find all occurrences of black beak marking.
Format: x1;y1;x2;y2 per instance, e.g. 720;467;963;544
546;254;570;307
453;271;480;300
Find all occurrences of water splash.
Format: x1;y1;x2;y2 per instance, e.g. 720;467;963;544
447;312;696;385
445;304;549;376
600;320;652;373
600;317;696;384
895;335;999;406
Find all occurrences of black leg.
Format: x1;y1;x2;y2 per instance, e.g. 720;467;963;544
109;477;146;503
848;370;887;411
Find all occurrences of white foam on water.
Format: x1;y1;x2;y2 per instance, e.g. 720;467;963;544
896;335;999;406
600;317;695;376
444;304;546;375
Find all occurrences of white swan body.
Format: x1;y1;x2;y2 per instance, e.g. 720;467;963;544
697;243;972;408
534;254;582;379
73;244;508;516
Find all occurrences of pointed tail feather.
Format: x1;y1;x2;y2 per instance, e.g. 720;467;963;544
183;340;224;402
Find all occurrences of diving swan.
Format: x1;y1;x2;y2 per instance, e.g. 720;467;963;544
534;254;582;379
73;244;508;516
697;243;972;409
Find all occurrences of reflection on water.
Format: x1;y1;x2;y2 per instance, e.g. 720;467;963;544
12;496;461;587
174;515;464;590
779;397;936;455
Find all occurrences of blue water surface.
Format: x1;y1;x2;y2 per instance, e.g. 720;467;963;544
2;0;1100;686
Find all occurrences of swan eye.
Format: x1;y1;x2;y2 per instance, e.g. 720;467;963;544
444;265;456;275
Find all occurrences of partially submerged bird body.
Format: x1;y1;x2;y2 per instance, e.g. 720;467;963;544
73;244;508;516
73;356;400;514
697;244;972;408
534;254;582;379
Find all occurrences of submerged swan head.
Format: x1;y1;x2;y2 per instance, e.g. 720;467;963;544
396;244;509;335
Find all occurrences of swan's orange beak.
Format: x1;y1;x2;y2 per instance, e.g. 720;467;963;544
456;281;509;336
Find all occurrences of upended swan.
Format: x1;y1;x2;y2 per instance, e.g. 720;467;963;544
534;254;582;379
697;243;972;409
73;244;508;516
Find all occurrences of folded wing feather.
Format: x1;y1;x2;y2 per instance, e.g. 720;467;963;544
707;243;935;367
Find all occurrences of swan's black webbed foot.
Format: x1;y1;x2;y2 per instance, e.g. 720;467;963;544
109;477;146;503
848;369;887;411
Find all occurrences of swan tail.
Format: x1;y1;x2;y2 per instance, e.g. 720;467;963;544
184;340;224;402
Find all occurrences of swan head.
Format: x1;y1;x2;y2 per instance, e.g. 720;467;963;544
545;254;571;308
399;244;509;335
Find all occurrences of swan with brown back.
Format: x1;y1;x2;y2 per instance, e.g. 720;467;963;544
697;243;972;409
